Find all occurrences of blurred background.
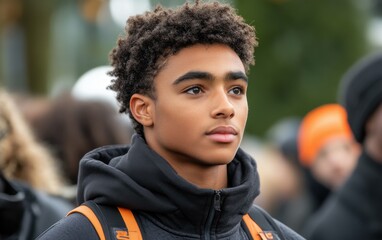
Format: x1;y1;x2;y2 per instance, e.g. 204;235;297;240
0;0;381;138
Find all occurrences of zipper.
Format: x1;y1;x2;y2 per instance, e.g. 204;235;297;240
214;190;222;211
203;190;223;240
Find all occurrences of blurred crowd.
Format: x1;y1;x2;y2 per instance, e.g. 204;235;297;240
0;67;134;239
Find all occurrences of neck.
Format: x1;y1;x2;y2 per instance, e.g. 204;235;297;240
171;162;228;190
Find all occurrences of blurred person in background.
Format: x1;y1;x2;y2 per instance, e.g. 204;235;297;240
0;89;66;194
16;66;134;203
240;132;302;226
296;104;361;237
0;88;73;239
298;104;360;191
264;117;317;233
263;112;358;234
304;52;382;240
26;92;133;185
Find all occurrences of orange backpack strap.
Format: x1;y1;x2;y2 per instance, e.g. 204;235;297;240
243;205;286;240
243;213;263;240
117;207;143;240
67;205;106;240
67;202;143;240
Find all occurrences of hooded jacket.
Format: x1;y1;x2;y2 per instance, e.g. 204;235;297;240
37;135;304;240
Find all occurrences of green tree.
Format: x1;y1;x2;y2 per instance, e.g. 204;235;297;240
235;0;369;137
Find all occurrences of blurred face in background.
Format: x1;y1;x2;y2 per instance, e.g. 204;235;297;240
311;136;360;190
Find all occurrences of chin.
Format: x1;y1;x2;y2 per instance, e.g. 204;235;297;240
203;153;236;165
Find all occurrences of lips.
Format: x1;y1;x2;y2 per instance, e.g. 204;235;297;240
207;126;238;135
206;126;238;143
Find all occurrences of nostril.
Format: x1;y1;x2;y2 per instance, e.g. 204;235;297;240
214;109;235;118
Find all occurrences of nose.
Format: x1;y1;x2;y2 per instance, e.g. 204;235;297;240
211;90;235;119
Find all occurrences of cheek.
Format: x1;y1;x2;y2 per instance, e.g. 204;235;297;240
237;102;248;126
312;159;328;177
155;103;197;135
242;105;248;120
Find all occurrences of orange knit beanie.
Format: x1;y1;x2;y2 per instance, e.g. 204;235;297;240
298;104;353;166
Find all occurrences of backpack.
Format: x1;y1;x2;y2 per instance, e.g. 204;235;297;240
68;201;286;240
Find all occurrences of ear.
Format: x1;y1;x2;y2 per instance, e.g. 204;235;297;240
130;94;154;127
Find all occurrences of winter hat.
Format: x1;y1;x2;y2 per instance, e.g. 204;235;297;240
338;52;382;143
298;104;353;166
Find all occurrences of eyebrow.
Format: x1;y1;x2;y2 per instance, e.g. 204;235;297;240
173;71;248;85
226;71;248;82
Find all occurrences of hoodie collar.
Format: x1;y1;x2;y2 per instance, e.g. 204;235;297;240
77;134;260;234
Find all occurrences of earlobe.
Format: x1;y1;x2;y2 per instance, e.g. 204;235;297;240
130;94;154;127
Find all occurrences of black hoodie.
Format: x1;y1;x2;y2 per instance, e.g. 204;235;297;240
37;135;304;239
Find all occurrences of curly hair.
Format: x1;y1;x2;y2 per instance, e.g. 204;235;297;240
108;0;257;136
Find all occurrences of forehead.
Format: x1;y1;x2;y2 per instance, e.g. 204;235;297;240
154;44;245;82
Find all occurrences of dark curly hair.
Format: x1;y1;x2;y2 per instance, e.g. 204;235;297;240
108;0;257;136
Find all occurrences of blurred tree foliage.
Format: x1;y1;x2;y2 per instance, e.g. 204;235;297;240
0;0;55;94
235;0;370;137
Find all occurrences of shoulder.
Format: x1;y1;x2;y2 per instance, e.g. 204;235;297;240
33;190;74;218
274;219;306;240
36;212;99;240
248;205;305;240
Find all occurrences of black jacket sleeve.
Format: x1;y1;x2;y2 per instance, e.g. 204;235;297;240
303;151;382;240
36;213;99;240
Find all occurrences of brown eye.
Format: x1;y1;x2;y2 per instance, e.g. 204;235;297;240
229;87;244;95
186;86;202;95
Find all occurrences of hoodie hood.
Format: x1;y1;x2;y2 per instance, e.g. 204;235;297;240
77;134;260;233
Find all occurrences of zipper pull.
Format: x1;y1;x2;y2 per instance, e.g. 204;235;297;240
214;190;222;211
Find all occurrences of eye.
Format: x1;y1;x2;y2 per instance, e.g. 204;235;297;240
228;86;245;95
185;86;203;95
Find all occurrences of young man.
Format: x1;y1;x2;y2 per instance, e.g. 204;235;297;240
38;1;304;239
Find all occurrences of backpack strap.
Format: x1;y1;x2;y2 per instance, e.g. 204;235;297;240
69;202;284;240
243;214;263;240
117;207;143;240
67;204;106;240
67;201;142;240
243;205;286;240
